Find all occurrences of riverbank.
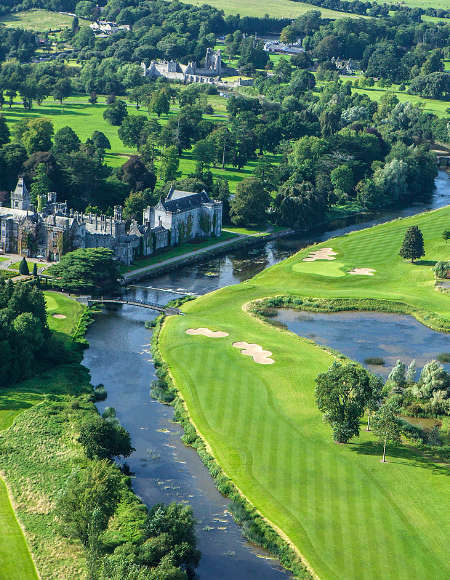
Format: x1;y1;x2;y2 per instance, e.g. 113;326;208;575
158;205;450;580
0;290;199;579
123;228;294;282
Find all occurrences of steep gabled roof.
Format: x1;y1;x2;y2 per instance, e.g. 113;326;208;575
161;189;211;213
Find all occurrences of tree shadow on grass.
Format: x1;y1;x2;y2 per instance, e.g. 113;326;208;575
349;440;449;476
414;260;437;267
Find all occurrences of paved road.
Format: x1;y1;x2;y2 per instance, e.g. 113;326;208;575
123;234;246;281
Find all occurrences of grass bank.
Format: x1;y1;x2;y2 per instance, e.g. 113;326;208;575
0;291;154;579
120;231;238;273
159;205;450;580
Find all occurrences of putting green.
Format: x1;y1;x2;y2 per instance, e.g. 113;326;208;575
160;206;450;580
292;260;346;277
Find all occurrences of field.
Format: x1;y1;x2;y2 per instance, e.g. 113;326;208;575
1;95;265;189
0;480;38;580
181;0;365;18
352;86;449;118
0;292;85;579
159;206;450;580
0;9;89;32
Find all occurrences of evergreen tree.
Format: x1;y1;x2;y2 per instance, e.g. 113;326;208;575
387;360;406;394
399;225;425;263
19;258;29;275
32;263;38;277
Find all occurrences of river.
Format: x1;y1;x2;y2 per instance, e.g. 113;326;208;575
82;171;449;579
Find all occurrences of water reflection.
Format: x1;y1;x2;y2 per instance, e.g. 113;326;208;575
273;310;450;377
83;306;290;579
83;171;448;578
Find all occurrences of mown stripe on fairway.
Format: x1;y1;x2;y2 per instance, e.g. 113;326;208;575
161;207;450;580
0;479;39;580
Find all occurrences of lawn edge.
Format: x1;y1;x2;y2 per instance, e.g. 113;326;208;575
0;473;41;580
246;295;450;334
153;311;317;580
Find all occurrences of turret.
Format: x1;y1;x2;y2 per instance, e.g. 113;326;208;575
11;177;31;211
114;205;123;221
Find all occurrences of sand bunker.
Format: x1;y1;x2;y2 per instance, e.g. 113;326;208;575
232;342;274;365
52;314;67;319
186;328;229;338
303;247;337;262
349;268;376;276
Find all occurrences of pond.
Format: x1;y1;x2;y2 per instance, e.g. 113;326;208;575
82;170;449;578
273;310;450;377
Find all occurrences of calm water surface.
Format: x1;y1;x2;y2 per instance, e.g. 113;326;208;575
273;310;450;377
82;171;449;578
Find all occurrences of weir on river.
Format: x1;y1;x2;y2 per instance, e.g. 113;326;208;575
82;171;449;579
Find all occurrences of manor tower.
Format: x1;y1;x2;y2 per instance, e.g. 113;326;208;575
11;177;31;211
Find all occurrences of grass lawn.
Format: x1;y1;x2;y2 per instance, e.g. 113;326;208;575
0;479;38;580
159;206;450;580
45;291;84;335
8;260;42;271
180;0;365;18
121;231;238;273
352;86;449;118
0;9;90;31
0;291;86;579
2;98;135;167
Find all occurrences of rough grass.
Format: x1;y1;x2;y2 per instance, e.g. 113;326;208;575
0;9;90;31
0;293;89;579
160;206;450;580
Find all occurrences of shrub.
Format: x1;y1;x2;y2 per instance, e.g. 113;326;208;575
433;261;450;279
93;384;107;401
364;357;385;365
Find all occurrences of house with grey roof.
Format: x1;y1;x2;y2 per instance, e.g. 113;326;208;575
143;187;222;246
0;179;222;264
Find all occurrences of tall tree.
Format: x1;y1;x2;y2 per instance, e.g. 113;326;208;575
372;399;402;463
158;146;179;182
230;178;270;226
0;115;10;147
30;162;52;206
315;362;375;443
399;225;425;263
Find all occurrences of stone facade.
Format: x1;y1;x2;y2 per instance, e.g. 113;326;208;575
0;179;222;265
141;48;223;84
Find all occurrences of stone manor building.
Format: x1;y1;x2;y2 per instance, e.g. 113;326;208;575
141;48;223;84
0;178;222;265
